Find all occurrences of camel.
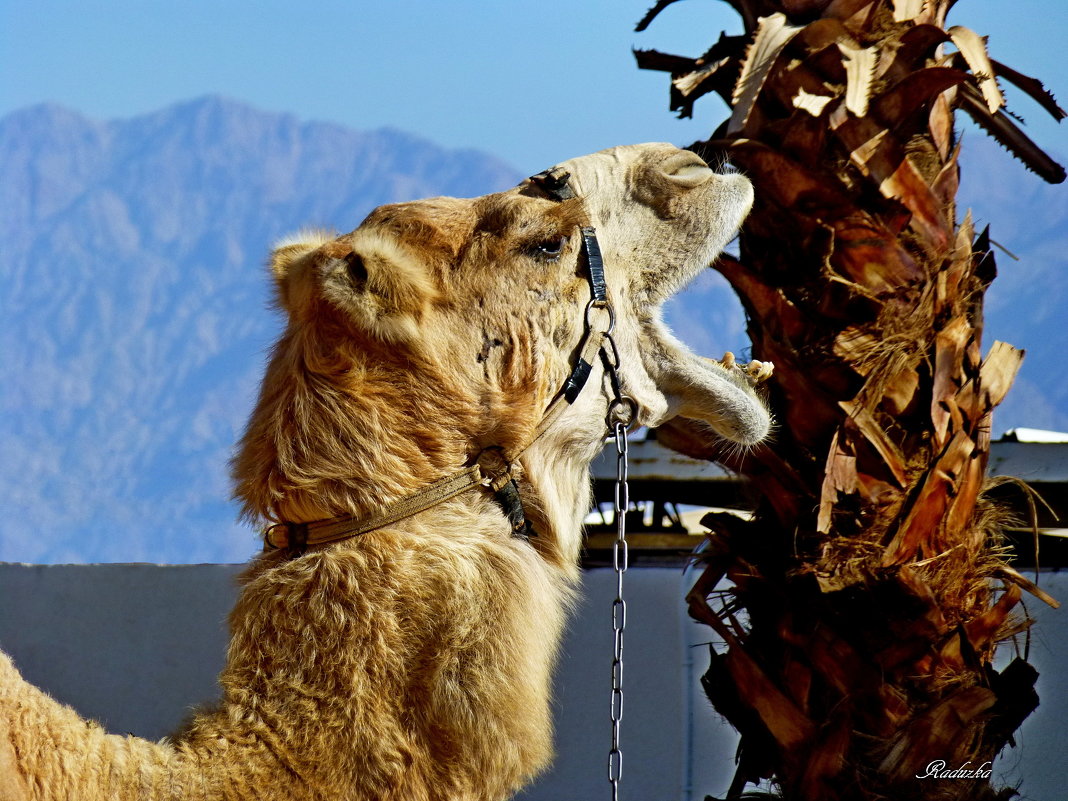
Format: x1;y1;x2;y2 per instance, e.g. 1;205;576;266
0;142;772;800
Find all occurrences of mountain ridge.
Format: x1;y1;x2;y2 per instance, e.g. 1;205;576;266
0;97;525;563
1;97;1064;563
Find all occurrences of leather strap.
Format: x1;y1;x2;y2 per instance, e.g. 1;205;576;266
264;178;617;554
266;319;605;553
525;325;606;453
580;227;607;305
264;466;486;551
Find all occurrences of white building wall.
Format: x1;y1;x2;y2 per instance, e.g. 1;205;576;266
1;564;1064;800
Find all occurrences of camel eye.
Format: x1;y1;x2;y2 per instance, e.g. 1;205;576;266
530;235;568;261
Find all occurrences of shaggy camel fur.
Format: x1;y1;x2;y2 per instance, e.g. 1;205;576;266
0;143;772;800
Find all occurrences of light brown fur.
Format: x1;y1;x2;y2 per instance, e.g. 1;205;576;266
0;143;771;800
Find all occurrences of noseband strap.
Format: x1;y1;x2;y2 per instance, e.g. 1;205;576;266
579;226;608;305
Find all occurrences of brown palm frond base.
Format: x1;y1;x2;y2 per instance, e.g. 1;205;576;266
639;1;1065;798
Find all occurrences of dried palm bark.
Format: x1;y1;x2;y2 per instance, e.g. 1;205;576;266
637;2;1064;799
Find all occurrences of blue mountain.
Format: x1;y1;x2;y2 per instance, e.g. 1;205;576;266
1;98;1063;563
0;97;523;563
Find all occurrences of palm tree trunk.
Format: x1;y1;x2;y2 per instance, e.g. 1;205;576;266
636;1;1064;798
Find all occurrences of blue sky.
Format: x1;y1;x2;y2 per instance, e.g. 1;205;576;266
2;6;1066;793
1;0;1065;562
2;0;1063;172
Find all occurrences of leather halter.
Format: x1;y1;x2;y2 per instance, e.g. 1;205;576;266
264;168;613;554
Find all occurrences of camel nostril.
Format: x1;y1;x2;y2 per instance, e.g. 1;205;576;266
660;151;715;188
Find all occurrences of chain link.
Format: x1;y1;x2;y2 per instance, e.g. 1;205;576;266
589;315;634;800
608;417;629;801
600;328;634;801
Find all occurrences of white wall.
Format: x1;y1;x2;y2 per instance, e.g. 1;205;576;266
1;564;1064;800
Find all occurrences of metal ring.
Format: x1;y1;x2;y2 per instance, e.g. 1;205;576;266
474;445;513;488
584;298;615;335
606;395;638;429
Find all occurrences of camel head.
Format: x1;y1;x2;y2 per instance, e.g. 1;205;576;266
234;143;771;531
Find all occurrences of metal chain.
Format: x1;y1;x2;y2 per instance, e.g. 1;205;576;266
601;331;633;801
608;418;629;801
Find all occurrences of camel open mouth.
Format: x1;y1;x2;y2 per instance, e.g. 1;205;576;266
638;172;771;446
531;143;770;446
644;311;774;446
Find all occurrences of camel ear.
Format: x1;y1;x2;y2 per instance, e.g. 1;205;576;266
270;220;440;342
328;228;440;342
270;230;334;313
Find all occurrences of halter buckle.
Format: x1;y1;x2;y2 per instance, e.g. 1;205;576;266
529;167;576;200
